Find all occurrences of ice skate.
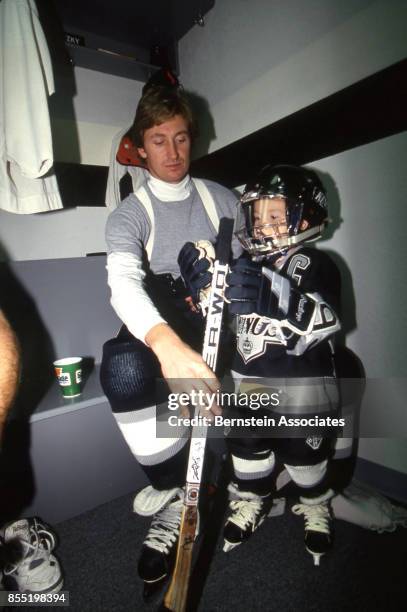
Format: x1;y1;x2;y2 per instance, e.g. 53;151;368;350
223;482;273;552
292;491;333;566
134;486;187;596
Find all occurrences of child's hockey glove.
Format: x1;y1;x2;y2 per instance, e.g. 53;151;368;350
178;241;215;311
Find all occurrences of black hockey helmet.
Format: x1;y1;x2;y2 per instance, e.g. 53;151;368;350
235;164;328;259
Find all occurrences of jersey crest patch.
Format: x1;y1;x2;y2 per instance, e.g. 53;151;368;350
236;315;284;363
306;436;323;450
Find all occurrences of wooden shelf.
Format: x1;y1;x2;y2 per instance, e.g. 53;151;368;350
66;44;161;81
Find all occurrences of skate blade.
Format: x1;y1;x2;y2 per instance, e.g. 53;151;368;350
313;553;322;566
223;540;240;553
142;576;167;601
305;547;325;566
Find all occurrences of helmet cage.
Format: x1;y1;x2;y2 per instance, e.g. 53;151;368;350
235;195;325;260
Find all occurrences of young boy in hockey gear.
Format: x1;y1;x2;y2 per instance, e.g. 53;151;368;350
100;76;238;592
179;164;341;565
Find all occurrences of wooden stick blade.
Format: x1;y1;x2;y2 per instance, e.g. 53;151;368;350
163;506;197;611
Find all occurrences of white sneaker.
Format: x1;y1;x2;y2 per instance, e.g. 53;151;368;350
2;518;63;593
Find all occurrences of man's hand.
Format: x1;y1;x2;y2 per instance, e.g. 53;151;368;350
146;323;222;419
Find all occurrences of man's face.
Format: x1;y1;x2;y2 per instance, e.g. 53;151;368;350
137;114;191;183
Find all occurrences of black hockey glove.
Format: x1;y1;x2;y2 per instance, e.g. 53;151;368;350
225;259;280;316
178;241;214;303
226;259;316;334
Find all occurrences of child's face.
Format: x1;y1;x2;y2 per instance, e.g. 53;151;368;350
252;197;288;239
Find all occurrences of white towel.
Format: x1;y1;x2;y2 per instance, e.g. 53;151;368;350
0;0;63;213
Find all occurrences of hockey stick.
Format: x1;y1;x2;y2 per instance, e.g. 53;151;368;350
163;217;234;612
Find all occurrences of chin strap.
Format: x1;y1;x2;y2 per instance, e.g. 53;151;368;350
239;224;326;260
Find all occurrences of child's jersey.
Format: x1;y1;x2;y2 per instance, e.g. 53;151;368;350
231;246;341;379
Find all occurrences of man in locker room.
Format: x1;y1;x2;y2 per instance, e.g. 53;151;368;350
100;72;239;590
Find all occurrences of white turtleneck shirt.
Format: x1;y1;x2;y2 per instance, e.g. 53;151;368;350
105;175;240;342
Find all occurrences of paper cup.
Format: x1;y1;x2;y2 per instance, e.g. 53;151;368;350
53;357;83;398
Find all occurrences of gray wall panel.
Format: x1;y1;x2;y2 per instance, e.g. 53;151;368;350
22;401;147;524
2;256;120;364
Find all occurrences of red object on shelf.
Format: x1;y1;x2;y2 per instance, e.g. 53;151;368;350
116;132;147;167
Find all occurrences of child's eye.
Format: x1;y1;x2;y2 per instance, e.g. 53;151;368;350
153;139;164;146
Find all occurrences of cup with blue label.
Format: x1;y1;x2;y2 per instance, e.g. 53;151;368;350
53;357;83;398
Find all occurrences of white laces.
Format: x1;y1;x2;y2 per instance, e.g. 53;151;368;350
228;498;264;530
4;522;55;575
144;499;183;554
291;503;331;534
